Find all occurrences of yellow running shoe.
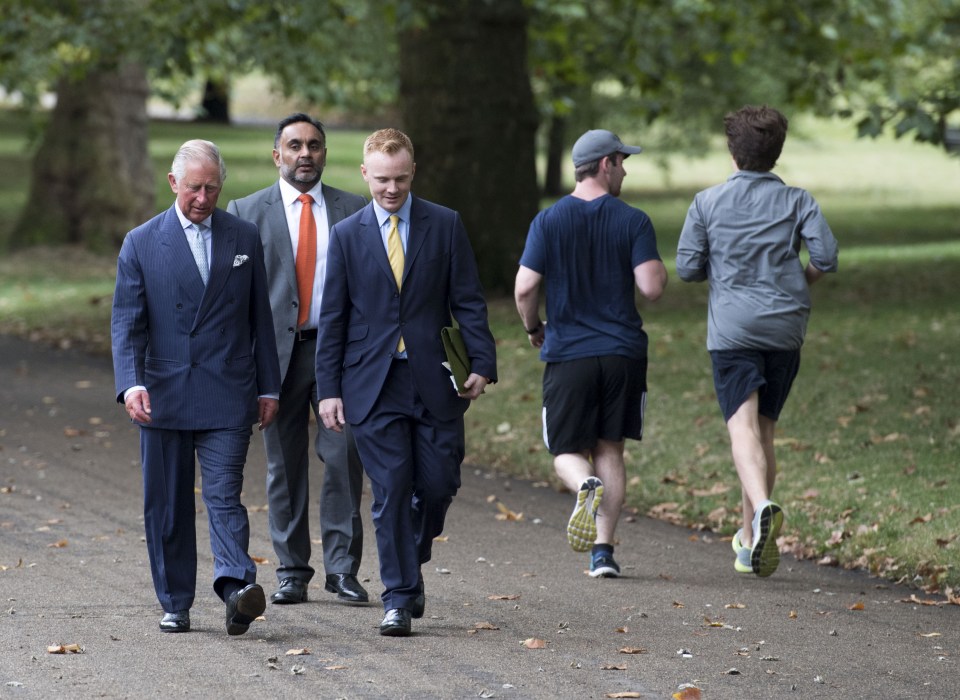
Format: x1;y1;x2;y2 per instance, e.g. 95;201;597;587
567;477;603;552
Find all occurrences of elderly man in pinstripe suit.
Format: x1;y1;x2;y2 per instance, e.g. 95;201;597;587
111;139;281;635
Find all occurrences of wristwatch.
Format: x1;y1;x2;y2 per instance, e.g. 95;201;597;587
525;320;543;334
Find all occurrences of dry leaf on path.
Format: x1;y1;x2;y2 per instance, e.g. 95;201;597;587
47;539;68;548
495;501;523;521
673;686;702;700
324;665;348;670
725;602;746;609
489;594;521;600
601;664;627;670
474;622;500;630
47;643;82;654
285;648;311;655
618;647;647;654
521;637;546;649
251;555;269;564
605;693;642;698
848;601;865;611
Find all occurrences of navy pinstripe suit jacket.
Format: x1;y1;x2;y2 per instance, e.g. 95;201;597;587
111;205;281;430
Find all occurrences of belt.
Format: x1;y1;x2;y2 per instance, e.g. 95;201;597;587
294;328;318;341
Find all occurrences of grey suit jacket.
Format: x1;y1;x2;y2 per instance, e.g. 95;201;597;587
227;182;367;379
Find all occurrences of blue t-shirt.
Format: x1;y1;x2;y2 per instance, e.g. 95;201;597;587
519;194;662;362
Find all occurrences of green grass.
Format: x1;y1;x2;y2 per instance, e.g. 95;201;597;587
1;110;958;593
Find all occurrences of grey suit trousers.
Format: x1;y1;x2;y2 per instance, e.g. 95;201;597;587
263;336;364;582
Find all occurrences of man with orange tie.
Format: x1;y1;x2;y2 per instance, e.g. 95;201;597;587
227;114;369;608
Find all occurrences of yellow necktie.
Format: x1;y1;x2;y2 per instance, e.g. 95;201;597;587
387;215;405;353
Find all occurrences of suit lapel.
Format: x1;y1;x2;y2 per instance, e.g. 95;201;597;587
356;205;397;287
403;196;429;285
160;207;207;302
263;184;297;296
195;209;237;324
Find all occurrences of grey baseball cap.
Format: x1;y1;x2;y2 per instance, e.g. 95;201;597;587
571;129;642;167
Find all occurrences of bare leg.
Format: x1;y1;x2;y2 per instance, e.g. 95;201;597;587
726;393;776;548
591;439;625;545
553;451;593;494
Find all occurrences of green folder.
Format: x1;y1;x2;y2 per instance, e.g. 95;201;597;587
441;326;471;394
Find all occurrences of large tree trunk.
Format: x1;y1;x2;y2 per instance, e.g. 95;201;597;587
398;0;540;295
10;63;153;251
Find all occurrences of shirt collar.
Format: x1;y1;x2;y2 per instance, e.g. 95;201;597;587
728;170;784;185
278;178;324;209
372;196;413;228
174;207;212;231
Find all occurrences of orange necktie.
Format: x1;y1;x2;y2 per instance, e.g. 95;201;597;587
295;193;316;328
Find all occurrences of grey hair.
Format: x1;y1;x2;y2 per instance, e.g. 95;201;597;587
170;139;227;184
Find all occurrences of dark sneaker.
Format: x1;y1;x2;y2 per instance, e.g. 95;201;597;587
589;549;620;578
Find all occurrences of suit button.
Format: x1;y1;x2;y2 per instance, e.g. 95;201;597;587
190;331;197;337
288;327;295;334
191;362;199;368
292;301;299;308
176;303;183;309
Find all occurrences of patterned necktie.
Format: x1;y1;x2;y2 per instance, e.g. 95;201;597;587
387;214;405;353
295;193;317;328
189;223;209;284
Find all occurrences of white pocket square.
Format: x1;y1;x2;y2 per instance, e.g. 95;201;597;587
233;255;249;267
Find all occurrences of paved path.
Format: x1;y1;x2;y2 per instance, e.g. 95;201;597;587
0;334;956;699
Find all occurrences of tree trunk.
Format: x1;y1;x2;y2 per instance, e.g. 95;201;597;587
398;0;540;295
199;78;231;123
543;113;567;197
10;63;153;252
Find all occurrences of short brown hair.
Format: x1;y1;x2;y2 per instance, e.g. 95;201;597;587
724;105;788;172
363;128;415;161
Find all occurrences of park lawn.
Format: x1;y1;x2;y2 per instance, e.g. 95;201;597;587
1;111;958;593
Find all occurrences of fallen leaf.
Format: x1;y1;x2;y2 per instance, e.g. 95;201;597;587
521;637;546;649
285;648;311;655
909;513;933;525
724;602;746;609
601;664;627;671
474;622;500;630
673;686;702;700
615;626;628;633
918;632;942;638
672;601;685;608
250;555;269;564
489;594;521;601
47;539;68;548
788;610;798;619
47;643;82;654
324;665;348;670
495;501;524;521
848;601;865;611
605;693;642;699
618;647;647;654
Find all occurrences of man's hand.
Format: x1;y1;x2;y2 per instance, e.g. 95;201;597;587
319;397;346;432
258;397;279;430
124;389;152;424
460;373;490;401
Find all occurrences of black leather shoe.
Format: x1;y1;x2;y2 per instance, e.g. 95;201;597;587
225;583;266;636
159;610;190;633
409;592;425;619
271;577;308;604
379;608;412;637
324;573;369;605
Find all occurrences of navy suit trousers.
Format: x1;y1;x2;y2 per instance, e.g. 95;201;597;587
140;425;257;612
351;360;464;612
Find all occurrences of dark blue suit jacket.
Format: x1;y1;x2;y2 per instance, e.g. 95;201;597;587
316;196;497;424
111;205;281;430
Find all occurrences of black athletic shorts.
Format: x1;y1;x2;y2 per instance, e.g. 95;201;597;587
710;348;801;422
542;355;647;455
